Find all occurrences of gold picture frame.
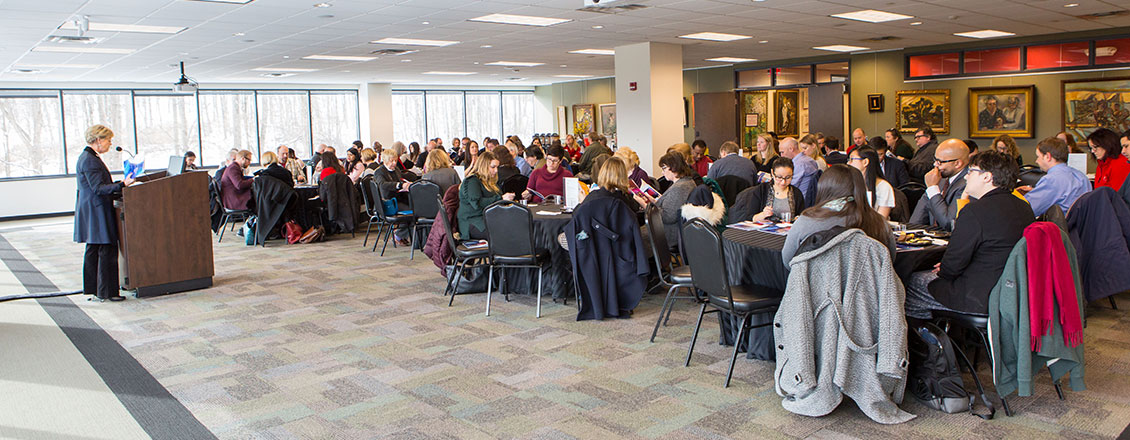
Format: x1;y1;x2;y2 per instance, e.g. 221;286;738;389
968;85;1035;138
895;89;950;134
572;104;595;137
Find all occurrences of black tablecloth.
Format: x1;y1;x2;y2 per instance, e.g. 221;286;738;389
719;227;947;360
495;204;574;299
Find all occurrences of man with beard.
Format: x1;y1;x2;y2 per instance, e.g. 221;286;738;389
909;139;970;231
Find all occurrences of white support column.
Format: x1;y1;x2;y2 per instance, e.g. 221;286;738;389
359;83;394;144
614;42;684;176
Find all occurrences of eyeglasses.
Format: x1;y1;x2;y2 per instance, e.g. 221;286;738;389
848;157;865;161
772;174;793;181
934;157;959;165
967;168;988;175
914;134;929;139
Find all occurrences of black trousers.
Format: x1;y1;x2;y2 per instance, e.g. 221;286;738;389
83;243;120;299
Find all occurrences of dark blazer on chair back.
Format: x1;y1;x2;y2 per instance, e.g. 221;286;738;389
1067;187;1130;302
319;172;359;233
253;175;297;245
74;147;123;244
566;189;649;320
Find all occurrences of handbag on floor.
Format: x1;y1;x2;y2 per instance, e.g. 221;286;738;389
298;225;325;244
284;221;303;244
908;323;995;418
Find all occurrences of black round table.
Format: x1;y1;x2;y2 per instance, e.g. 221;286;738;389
495;203;574;299
719;227;947;360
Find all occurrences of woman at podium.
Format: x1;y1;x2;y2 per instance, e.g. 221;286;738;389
73;125;134;302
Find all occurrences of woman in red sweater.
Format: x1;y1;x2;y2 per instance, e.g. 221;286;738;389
1087;128;1130;191
319;151;345;181
523;145;573;203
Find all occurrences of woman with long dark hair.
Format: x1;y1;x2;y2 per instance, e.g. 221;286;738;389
1088;127;1130;191
781;164;895;265
848;146;895;219
884;128;915;161
345;147;364;183
405;142;423;168
319;151;345;181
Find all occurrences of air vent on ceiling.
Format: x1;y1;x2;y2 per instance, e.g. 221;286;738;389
502;77;527;81
45;35;101;44
862;36;901;42
260;72;295;78
8;68;42;74
578;3;647;14
1076;10;1129;19
370;48;419;56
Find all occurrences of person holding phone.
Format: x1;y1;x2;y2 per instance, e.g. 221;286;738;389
75;125;135;302
730;157;805;224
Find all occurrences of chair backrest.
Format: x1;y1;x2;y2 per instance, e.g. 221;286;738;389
433;194;459;252
898;181;926;213
714;175;752;207
645;204;673;275
500;174;529;196
483;200;535;260
682;218;734;304
365;176;391;221
1039;204;1068;232
359;175;378;216
409;180;442;220
890;185;910;223
803;169;822;208
1018;168;1046;188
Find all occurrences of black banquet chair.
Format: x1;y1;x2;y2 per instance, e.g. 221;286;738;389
483;200;550;318
644;204;698;343
367;177;413;256
408;180;442;260
434;194;490;303
682;218;782;387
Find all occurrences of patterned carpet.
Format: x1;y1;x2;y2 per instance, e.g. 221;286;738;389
3;219;1130;439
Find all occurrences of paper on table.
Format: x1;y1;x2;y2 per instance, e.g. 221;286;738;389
539;211;562;216
728;221;758;231
1067;153;1087;175
453;165;466;181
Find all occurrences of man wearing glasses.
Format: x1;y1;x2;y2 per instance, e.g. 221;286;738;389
907;126;940;182
909;139;970;231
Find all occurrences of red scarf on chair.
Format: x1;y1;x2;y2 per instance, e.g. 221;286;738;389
1024;222;1083;351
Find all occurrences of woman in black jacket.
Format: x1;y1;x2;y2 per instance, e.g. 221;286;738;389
254;151;294;187
730;157;805;223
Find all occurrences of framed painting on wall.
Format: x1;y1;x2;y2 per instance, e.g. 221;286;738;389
598;103;616;143
1062;77;1130;141
739;91;768;153
968;86;1035;138
556;106;567;137
572;104;595;137
774;89;800;138
895;89;950;134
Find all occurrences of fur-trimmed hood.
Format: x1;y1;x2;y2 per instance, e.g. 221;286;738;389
681;192;726;226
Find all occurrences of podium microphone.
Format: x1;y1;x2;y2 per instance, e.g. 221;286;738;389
115;146;135;158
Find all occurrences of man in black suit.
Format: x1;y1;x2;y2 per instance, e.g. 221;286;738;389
823;136;849;165
907;126;939;182
909;139;969;231
869;136;909;188
74;125;135;302
904;151;1034;319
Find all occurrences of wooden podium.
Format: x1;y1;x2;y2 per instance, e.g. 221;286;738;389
116;170;214;297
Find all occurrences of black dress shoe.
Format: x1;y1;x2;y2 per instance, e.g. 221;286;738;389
108;296;126;302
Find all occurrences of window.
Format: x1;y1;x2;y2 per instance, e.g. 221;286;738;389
0;91;63;178
425;92;465;142
1026;42;1090;70
737;69;772;88
775;66;812;86
134;92;200;169
908;53;960;77
198;91;256;167
502;92;534;145
815;62;849;83
1095;38;1130;65
964;47;1021;74
63;91;134;172
257;92;311;159
311;91;359;151
392;92;425;146
466;92;501;142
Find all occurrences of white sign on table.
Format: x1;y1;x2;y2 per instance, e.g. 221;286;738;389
564;177;582;209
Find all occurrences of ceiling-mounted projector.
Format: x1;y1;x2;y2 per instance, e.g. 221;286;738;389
173;61;198;93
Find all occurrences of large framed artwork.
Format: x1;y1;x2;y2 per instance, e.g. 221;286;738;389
895;89;950;134
739;90;768;153
774;89;799;138
556;106;567;137
968;86;1035;138
572;104;595;137
1062;77;1130;141
598;103;616;144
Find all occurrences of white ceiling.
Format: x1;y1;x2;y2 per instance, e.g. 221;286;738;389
0;0;1128;87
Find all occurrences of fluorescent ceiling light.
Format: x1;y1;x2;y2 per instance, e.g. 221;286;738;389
569;49;615;55
678;32;751;42
16;63;100;69
813;44;870;52
188;0;255;4
468;13;571;27
554;74;594;78
370;37;459;47
59;21;186;34
32;46;134;54
706;57;757;63
830;10;913;23
423;71;477;75
251;67;319;72
485;61;544;67
954;30;1015;39
302;54;377;61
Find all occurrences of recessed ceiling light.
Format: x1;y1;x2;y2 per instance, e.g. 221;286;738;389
31;46;134;54
59;21;186;34
371;37;459;47
473;62;479;64
421;21;430;25
592;25;604;29
251;67;319;72
678;32;752;42
706;57;757;63
813;44;870;52
282;55;290;59
303;54;378;61
480;45;492;48
910;21;923;26
401;59;412;62
468;13;571;27
485;61;544;67
954;29;1015;39
423;71;477;75
554;74;594;78
759;40;769;43
233;32;245;36
568;49;614;55
1064;3;1079;6
560;64;567;67
342;70;350;72
16;63;100;69
314;2;331;7
830;9;913;23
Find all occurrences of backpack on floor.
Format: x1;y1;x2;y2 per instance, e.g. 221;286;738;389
908;323;973;414
242;215;258;246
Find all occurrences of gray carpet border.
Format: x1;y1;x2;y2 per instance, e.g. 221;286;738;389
0;234;216;440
